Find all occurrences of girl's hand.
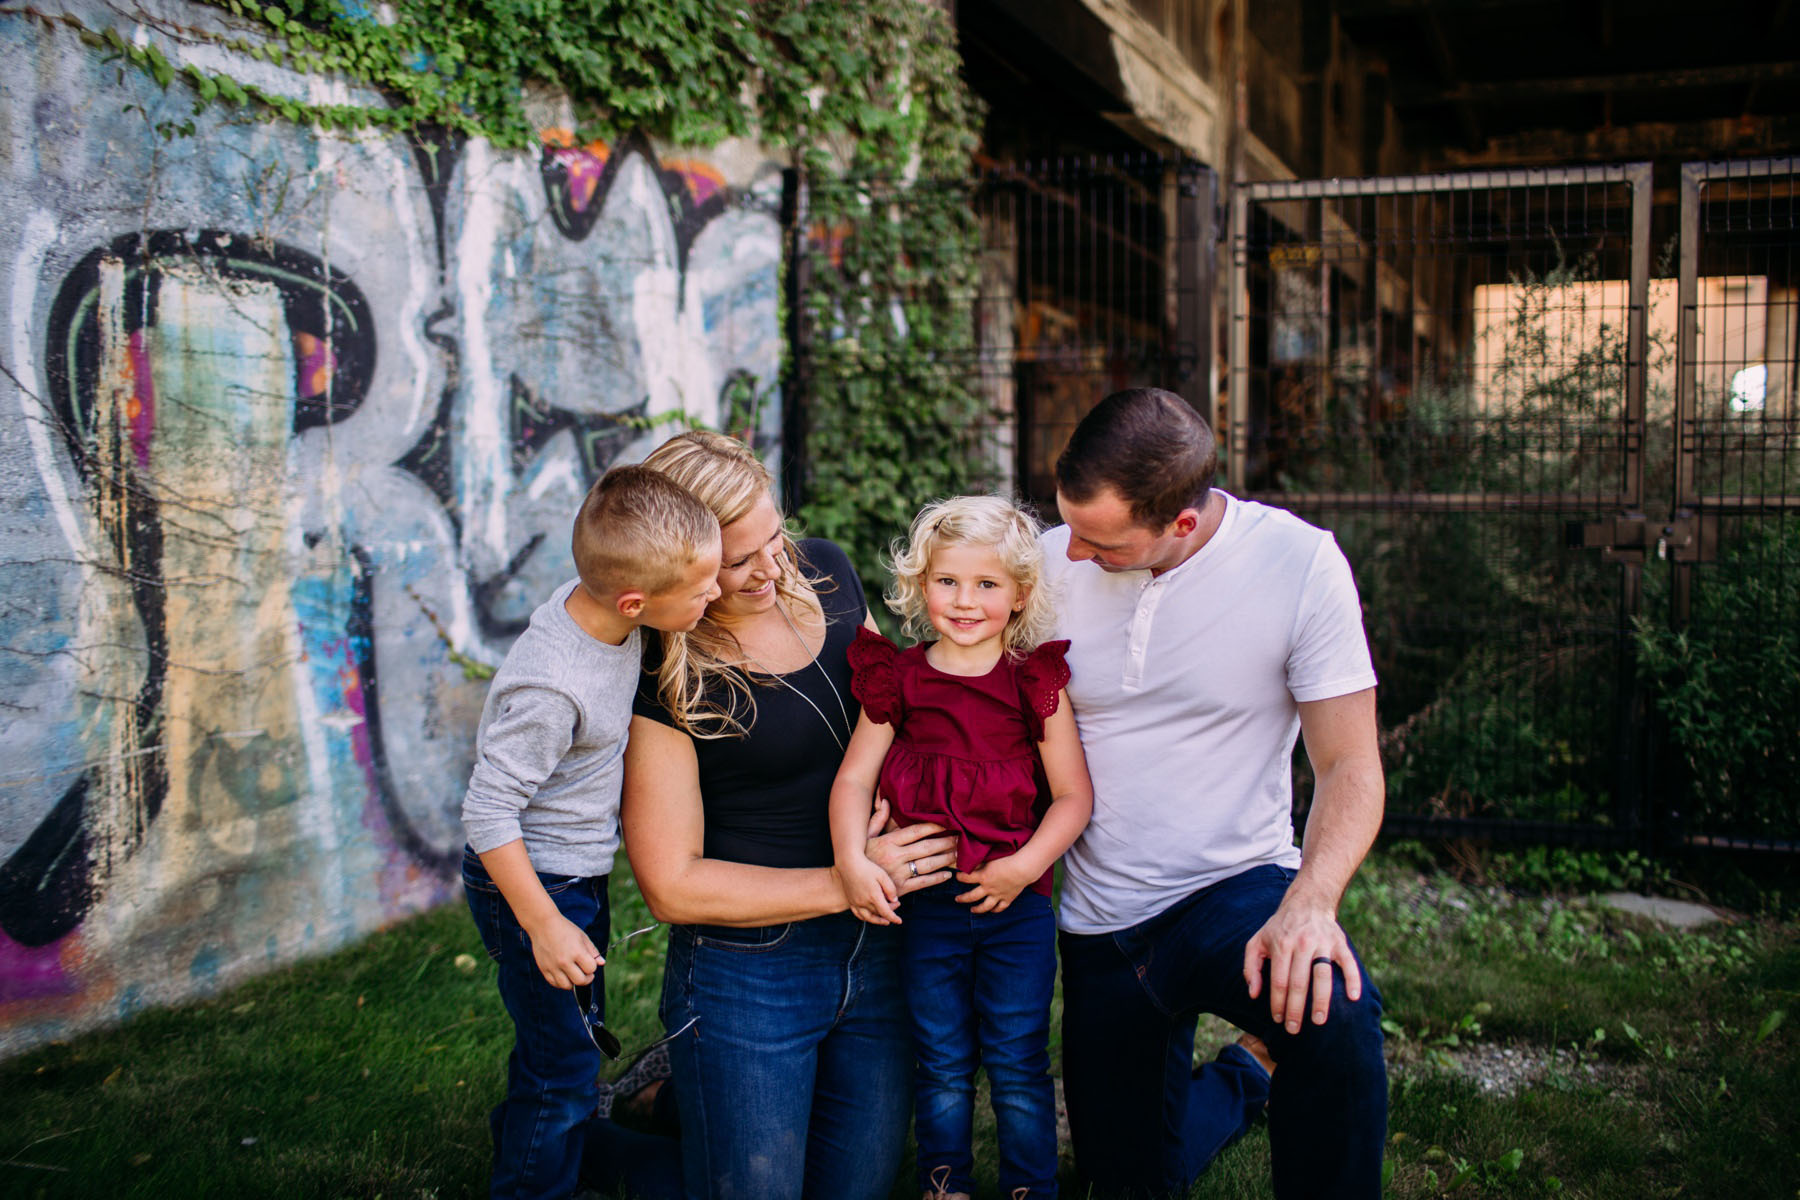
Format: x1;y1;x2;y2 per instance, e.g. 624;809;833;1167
839;855;902;925
954;854;1036;913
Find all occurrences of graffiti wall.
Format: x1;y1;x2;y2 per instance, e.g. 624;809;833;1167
0;0;784;1056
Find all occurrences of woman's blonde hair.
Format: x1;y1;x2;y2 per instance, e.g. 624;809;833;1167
640;430;818;738
886;495;1056;659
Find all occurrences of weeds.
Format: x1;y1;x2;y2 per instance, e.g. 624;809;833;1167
2;853;1794;1199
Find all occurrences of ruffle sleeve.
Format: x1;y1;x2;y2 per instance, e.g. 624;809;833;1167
847;625;905;726
1017;639;1072;741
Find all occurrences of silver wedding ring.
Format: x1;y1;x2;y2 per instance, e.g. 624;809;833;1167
908;861;919;878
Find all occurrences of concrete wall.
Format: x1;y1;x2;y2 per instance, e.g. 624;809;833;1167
0;0;784;1056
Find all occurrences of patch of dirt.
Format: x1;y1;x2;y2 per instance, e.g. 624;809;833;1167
1427;1040;1649;1098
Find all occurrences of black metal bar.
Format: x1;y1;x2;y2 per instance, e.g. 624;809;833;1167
1245;165;1643;202
1379;814;1646;848
1626;163;1651;512
1227;180;1249;491
1175;161;1215;415
1673;163;1703;627
1248;491;1639;511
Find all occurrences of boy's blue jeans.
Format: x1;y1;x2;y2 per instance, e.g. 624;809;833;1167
660;911;912;1200
463;845;609;1200
1058;864;1387;1200
902;883;1059;1200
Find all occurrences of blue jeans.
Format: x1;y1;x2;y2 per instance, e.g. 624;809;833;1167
463;845;610;1200
1059;864;1387;1200
661;911;912;1200
902;884;1058;1199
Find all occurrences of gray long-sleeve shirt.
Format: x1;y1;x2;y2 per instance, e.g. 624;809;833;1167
460;579;640;877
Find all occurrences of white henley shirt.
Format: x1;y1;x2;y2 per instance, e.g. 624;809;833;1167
1042;492;1377;934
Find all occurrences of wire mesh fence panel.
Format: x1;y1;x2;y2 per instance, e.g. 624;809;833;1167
1231;167;1654;842
794;153;1796;853
793;155;1208;521
974;156;1210;510
1655;159;1800;851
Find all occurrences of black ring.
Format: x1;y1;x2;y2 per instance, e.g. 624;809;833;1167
1311;956;1332;967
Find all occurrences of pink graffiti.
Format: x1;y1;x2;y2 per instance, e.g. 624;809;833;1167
667;159;725;207
0;929;79;1006
314;630;449;913
127;329;155;467
295;332;337;399
553;147;609;214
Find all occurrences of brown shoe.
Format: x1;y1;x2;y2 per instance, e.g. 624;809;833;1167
1237;1031;1276;1076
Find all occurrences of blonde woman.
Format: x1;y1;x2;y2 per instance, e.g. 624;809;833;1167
623;430;958;1200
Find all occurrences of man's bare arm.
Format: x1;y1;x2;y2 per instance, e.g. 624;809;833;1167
1242;687;1384;1032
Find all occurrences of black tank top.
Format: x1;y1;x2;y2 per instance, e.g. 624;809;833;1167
634;539;865;868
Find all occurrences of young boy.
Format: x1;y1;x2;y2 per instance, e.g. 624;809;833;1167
460;464;721;1200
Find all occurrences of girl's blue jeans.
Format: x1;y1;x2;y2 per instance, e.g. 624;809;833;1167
902;883;1059;1200
462;845;609;1200
660;911;912;1200
1058;863;1387;1199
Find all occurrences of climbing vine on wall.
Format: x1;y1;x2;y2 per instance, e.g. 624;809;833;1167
58;0;989;595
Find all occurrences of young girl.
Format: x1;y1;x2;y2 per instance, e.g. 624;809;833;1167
830;495;1094;1200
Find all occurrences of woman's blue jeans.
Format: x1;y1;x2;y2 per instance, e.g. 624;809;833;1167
1058;864;1387;1199
660;911;912;1200
902;884;1058;1199
462;845;609;1200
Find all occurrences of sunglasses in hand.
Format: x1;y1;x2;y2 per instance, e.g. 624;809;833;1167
570;922;698;1061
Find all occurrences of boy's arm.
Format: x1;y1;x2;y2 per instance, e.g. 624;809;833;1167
477;840;601;989
828;713;902;923
462;681;579;857
956;692;1094;912
463;681;597;989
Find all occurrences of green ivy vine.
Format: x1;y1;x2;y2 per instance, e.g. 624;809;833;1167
54;0;990;601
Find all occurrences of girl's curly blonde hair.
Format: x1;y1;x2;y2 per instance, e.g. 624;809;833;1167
886;495;1057;659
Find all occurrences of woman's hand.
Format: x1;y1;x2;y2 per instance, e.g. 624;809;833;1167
865;798;958;895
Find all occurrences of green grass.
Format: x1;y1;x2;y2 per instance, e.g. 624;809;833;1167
3;855;1795;1199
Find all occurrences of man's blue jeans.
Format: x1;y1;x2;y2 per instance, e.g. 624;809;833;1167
463;845;610;1200
1059;864;1387;1199
902;883;1058;1199
661;911;913;1200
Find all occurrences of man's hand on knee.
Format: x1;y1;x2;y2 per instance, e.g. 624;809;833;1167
1242;898;1363;1034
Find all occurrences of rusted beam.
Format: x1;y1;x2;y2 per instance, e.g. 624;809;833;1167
1401;62;1800;106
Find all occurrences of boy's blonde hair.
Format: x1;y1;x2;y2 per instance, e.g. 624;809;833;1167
886;495;1056;659
639;430;821;738
571;465;719;598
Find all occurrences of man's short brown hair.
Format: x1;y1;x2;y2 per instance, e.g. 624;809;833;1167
571;465;719;598
1054;388;1217;528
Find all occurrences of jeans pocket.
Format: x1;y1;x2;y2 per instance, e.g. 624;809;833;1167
463;884;507;962
691;923;793;954
534;871;583;895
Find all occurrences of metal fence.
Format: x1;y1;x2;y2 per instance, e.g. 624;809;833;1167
1229;161;1800;851
788;153;1799;853
972;156;1214;507
788;155;1213;514
1664;159;1800;852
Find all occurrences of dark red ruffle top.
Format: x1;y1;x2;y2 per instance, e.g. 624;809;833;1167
847;626;1072;897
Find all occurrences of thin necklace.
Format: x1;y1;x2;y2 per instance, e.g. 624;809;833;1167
735;595;851;751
